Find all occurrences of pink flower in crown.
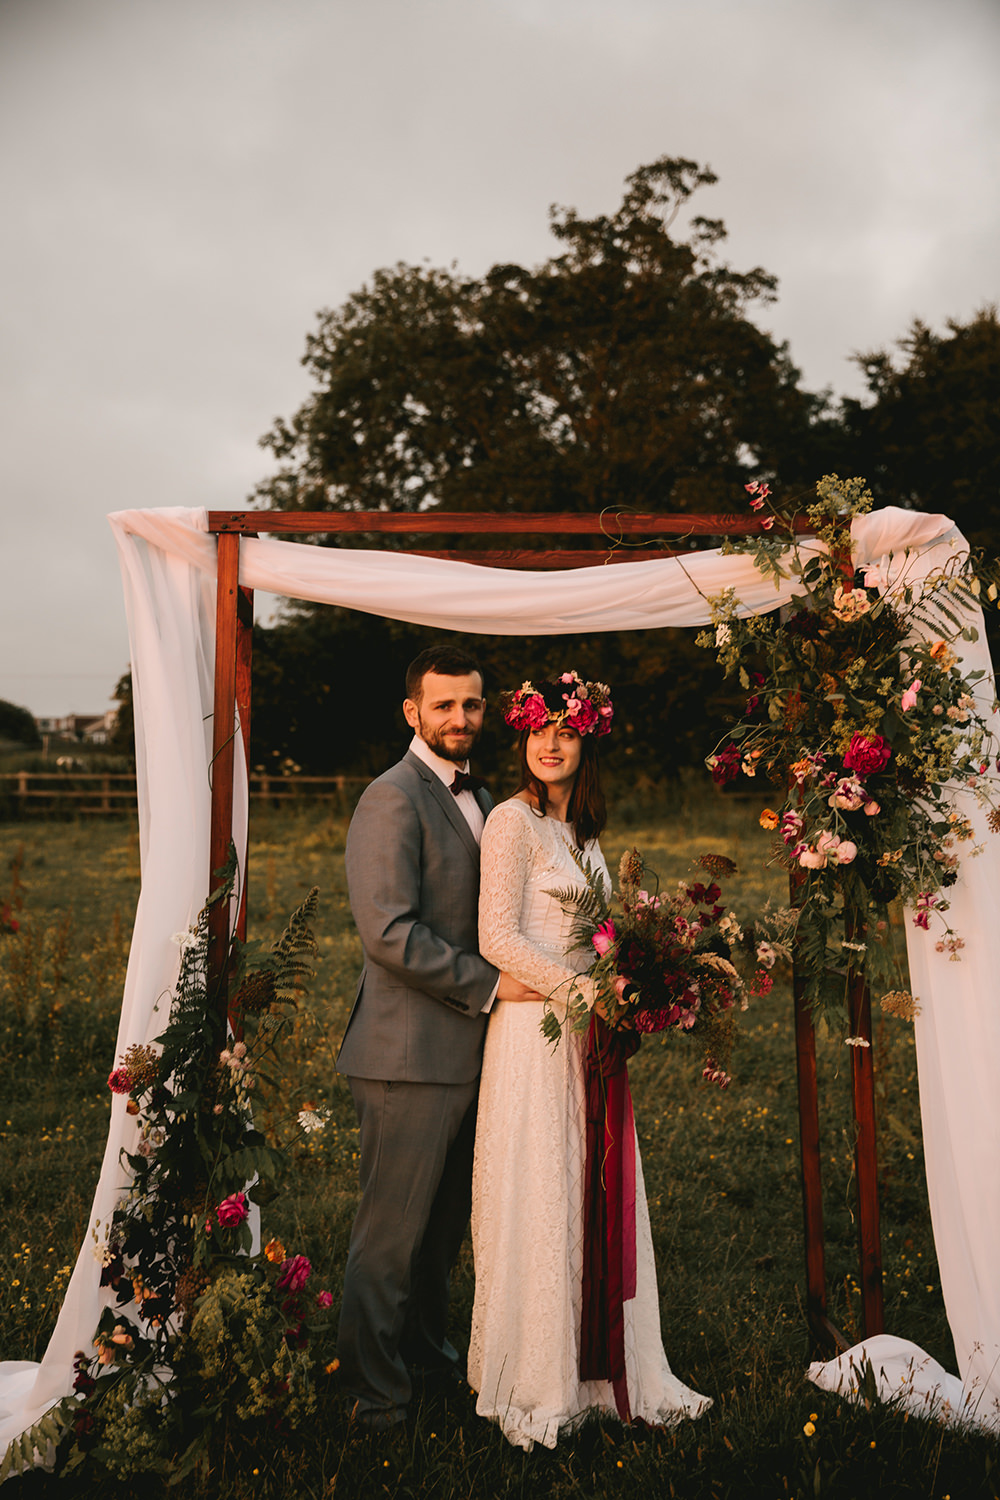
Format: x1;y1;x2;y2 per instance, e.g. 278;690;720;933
560;672;577;685
522;693;550;729
592;919;617;956
597;704;614;735
568;698;599;734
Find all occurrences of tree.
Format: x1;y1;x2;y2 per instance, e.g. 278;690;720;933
842;307;1000;549
249;156;838;776
0;699;40;749
255;156;835;520
109;670;135;759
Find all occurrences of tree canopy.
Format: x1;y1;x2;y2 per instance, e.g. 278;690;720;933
842;307;1000;550
255;156;836;520
0;699;40;749
246;160;996;779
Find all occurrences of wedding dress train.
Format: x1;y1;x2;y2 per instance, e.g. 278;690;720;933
468;798;711;1450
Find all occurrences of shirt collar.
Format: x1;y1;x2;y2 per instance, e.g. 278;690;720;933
409;733;469;787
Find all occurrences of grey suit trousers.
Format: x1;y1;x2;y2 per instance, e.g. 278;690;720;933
337;1073;479;1420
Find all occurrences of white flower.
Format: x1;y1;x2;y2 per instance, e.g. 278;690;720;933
844;1036;871;1048
171;929;199;952
298;1109;328;1134
715;624;732;646
756;942;777;969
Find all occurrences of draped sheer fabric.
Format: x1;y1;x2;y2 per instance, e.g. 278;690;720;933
2;503;997;1452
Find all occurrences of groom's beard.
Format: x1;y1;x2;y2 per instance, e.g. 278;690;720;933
414;712;480;763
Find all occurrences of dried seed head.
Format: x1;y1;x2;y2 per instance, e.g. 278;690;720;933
618;847;645;892
880;990;920;1021
698;853;738;878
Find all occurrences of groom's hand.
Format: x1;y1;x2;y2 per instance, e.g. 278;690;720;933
496;972;544;1003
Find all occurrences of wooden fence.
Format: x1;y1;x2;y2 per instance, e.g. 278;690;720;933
0;773;372;817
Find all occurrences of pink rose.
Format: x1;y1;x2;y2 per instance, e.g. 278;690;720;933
216;1191;249;1228
833;840;858;865
316;1290;333;1309
568;698;599;734
277;1255;312;1294
843;733;892;776
798;847;827;869
592;920;616;956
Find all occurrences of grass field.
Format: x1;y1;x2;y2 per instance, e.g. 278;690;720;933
1;791;997;1498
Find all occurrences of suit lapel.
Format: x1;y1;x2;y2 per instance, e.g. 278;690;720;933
405;751;482;863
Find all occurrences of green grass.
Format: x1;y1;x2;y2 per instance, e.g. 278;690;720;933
1;796;998;1498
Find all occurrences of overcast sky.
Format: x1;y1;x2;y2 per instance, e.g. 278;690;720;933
2;0;998;717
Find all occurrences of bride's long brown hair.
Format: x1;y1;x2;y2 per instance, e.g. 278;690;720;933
516;729;607;848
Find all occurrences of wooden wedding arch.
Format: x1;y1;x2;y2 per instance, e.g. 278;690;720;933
204;507;883;1355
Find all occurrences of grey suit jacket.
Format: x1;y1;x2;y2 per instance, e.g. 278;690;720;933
337;750;498;1085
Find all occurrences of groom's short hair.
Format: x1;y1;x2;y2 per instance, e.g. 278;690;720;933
406;646;483;702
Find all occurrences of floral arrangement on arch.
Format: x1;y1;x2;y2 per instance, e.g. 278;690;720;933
542;845;794;1086
1;875;336;1486
698;473;1000;1019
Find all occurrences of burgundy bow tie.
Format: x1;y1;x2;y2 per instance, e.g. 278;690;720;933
451;770;485;796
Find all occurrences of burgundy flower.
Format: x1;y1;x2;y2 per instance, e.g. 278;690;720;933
277;1255;312;1294
708;745;742;785
843;732;892;776
107;1067;133;1095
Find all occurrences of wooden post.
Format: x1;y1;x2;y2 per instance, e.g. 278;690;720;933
793;965;829;1343
847;917;885;1336
207;532;241;1012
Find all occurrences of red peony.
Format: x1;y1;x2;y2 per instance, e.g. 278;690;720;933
842;732;892;775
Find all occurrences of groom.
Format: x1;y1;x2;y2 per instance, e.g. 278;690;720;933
336;645;541;1427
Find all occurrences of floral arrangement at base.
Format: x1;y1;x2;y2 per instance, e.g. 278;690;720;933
698;474;1000;1021
543;845;793;1086
1;869;335;1486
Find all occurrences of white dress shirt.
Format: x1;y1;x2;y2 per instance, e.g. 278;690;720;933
408;734;497;1010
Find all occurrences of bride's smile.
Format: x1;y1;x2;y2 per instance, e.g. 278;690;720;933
525;724;582;793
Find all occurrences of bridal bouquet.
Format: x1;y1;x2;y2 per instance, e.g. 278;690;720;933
698;473;1000;1018
545;847;790;1086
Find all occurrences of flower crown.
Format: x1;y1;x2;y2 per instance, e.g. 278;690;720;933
501;671;614;737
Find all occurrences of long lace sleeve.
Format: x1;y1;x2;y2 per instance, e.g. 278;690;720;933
478;801;594;1007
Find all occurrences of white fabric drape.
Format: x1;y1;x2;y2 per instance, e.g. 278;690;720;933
2;503;997;1452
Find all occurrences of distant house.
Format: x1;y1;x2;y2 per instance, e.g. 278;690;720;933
34;710;118;744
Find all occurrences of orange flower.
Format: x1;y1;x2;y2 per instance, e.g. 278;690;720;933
929;640;948;658
264;1238;286;1264
759;809;780;830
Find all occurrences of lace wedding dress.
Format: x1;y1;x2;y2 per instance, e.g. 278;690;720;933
468;798;711;1450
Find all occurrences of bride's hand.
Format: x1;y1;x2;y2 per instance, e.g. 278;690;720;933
496;972;544;1003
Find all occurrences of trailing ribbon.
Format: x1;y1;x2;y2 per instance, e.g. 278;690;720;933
579;1011;640;1421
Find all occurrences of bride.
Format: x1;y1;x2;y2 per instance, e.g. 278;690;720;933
468;670;711;1450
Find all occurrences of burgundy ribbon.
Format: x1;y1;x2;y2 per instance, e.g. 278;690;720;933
579;1012;640;1421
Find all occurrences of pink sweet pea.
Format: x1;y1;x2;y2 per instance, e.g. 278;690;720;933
901;680;922;713
316;1290;334;1309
